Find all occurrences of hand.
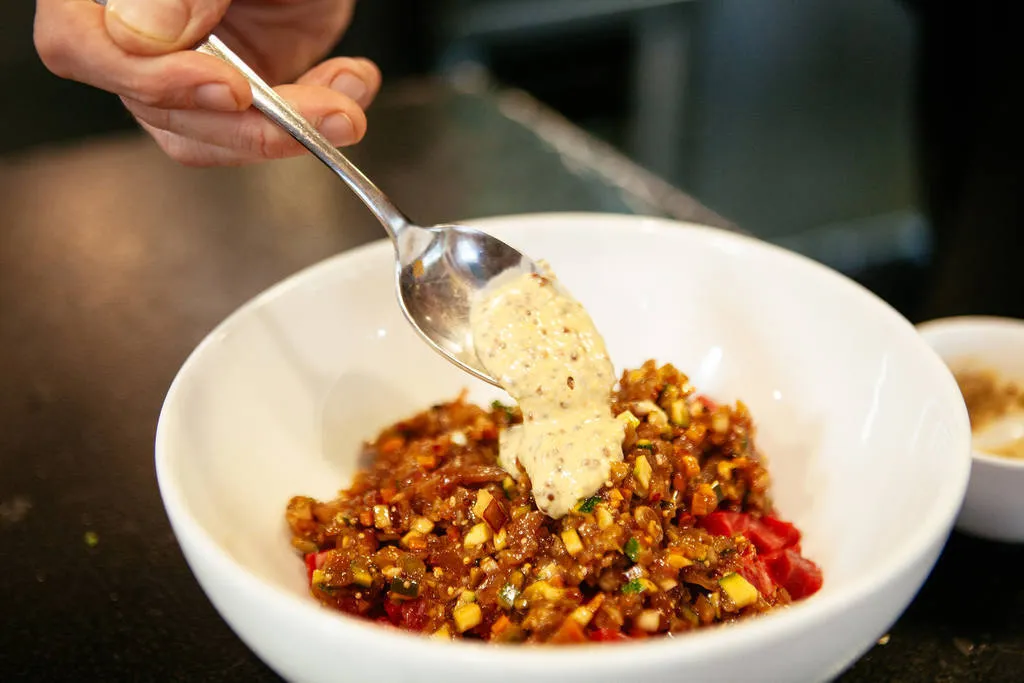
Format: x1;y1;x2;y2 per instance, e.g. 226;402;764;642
34;0;381;166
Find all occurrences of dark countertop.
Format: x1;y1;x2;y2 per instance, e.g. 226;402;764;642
1;79;1021;682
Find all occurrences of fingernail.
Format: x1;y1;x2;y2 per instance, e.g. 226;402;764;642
320;113;355;143
329;72;368;102
107;0;189;43
194;83;240;111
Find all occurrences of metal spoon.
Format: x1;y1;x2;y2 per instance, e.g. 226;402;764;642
94;0;535;387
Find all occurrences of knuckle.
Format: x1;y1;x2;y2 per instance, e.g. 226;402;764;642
158;137;203;168
123;72;168;107
244;122;289;159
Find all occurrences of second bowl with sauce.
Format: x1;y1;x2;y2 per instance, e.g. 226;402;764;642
918;316;1024;542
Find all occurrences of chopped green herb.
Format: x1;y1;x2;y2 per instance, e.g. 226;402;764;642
498;582;519;610
576;496;601;514
491;400;516;420
623;537;641;563
621;578;645;594
635;440;654;451
84;531;99;548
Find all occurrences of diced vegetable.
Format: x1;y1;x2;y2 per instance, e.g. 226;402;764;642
482;498;509;531
497;582;519;610
616;410;641;429
569;606;595;626
490;615;512;639
400;530;426;550
373;505;391;529
432;624;451;639
568;595;603;626
575;495;601;514
621;576;658;595
350;559;373;587
596;506;615;529
411;517;434;534
304;551;329;584
666;551;693;569
636;609;661;632
493;526;509;550
463;522;491;548
719;572;758;608
389;577;420;599
523;580;565;602
561;528;584;556
669;399;690;427
453;602;482;632
633;454;653;492
551;617;587;643
635;440;654;451
623;537;641;563
472;490;494;520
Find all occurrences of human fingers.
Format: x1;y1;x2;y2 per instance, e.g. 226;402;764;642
104;0;232;56
35;0;251;111
123;83;369;161
297;56;382;109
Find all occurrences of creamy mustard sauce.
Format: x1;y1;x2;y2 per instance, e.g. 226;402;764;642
470;267;624;518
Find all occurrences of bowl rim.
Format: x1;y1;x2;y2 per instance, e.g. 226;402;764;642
155;211;972;667
916;315;1024;470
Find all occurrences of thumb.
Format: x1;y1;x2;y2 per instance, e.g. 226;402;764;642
104;0;232;56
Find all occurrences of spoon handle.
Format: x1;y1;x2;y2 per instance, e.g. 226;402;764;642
91;0;410;240
197;36;410;238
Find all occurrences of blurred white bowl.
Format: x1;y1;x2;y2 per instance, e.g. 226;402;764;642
156;213;971;683
917;316;1024;543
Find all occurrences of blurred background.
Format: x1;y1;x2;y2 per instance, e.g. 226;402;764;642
0;0;950;317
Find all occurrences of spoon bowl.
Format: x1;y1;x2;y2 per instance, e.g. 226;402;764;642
395;223;537;386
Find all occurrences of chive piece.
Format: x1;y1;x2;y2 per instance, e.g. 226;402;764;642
498;582;519;610
491;400;516;420
576;495;601;514
623;537;641;563
621;578;645;594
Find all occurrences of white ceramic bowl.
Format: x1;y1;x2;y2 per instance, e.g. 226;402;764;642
917;316;1024;543
156;213;971;683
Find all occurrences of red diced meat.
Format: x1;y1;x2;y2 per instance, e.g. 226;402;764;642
400;599;429;631
739;558;776;598
304;551;329;584
763;549;823;600
745;516;801;554
590;627;628;642
761;516;802;548
698;511;750;537
383;599;403;625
